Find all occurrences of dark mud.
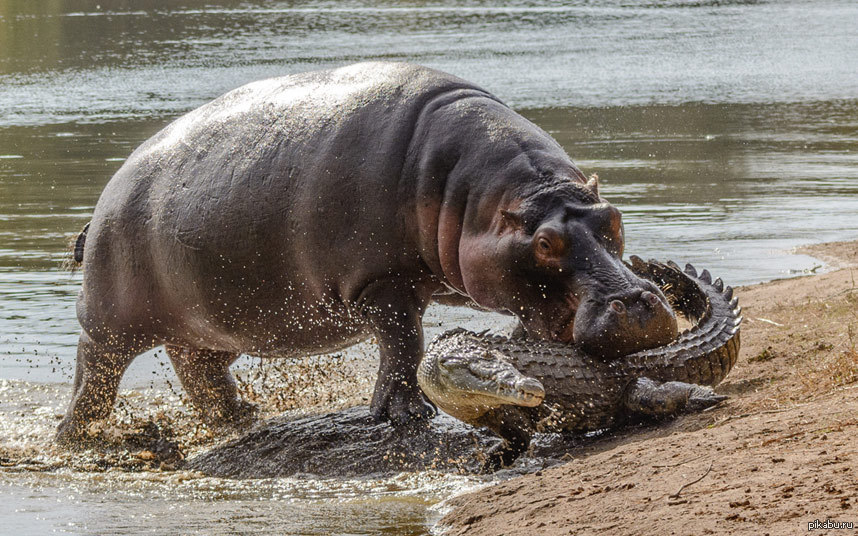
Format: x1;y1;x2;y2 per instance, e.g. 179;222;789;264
187;406;500;478
187;406;615;478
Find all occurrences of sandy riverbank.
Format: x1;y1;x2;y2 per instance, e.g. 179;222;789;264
438;240;858;535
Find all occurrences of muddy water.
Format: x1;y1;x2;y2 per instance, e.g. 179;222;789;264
2;0;858;534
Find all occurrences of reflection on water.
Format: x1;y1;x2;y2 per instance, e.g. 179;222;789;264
527;102;858;282
1;469;467;536
1;0;857;534
0;366;485;536
3;0;858;125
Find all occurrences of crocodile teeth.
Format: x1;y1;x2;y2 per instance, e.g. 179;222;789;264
700;269;712;284
685;263;698;277
713;277;724;292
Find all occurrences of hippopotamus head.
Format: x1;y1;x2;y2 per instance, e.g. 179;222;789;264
458;176;678;359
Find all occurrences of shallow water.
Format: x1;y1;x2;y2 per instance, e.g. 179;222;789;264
2;0;858;534
1;465;472;536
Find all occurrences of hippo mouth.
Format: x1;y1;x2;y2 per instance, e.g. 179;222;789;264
551;292;580;343
514;289;581;343
571;284;679;359
522;276;679;358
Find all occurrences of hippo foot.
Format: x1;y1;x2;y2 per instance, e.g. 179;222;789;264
685;386;729;412
55;418;89;449
370;387;436;426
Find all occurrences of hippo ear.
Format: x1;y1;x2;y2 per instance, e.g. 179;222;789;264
586;173;600;198
498;209;524;234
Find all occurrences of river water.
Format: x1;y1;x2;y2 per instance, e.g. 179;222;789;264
1;0;857;534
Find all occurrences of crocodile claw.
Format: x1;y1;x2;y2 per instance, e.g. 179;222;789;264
685;385;728;412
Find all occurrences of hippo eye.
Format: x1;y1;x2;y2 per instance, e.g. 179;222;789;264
533;228;565;267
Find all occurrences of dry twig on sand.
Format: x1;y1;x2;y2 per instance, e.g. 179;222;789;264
669;461;713;499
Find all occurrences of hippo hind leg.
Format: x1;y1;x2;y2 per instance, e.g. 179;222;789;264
165;346;257;430
56;330;142;446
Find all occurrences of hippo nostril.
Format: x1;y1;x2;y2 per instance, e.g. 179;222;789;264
642;291;660;307
610;300;626;314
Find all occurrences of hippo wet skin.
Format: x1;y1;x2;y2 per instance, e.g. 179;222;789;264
57;62;677;443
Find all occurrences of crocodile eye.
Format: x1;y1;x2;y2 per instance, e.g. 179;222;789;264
538;237;551;251
439;356;462;367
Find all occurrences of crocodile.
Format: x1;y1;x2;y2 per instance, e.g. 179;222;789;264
418;257;742;469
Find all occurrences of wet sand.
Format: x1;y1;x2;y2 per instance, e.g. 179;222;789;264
438;239;858;535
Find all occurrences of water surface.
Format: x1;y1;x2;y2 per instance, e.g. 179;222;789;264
1;1;857;534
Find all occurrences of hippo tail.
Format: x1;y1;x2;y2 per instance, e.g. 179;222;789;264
64;222;90;272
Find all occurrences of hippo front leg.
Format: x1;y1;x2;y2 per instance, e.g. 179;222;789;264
359;279;436;425
625;377;728;417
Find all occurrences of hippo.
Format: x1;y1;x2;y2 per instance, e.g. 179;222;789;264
56;62;677;444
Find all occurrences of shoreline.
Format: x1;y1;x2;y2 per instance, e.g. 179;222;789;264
437;238;858;536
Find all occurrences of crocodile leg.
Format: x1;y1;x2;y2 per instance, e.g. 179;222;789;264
625;377;727;417
476;407;534;472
